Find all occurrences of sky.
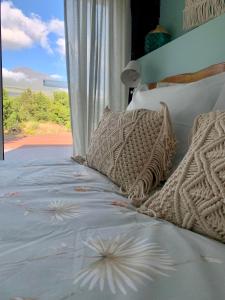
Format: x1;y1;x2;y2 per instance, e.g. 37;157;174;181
1;0;67;92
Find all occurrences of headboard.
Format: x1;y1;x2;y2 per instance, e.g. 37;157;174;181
138;13;225;84
148;62;225;89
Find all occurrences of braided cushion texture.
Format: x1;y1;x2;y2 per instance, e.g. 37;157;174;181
86;103;176;207
139;111;225;243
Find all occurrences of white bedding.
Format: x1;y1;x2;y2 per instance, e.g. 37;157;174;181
0;159;225;300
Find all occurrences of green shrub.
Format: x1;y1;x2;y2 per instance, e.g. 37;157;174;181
3;88;71;135
21;121;39;135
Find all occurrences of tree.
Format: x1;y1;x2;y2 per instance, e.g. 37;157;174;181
33;92;51;121
3;89;21;133
50;91;71;128
3;88;71;134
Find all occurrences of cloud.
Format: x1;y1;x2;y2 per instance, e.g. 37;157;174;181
58;88;68;93
49;19;64;37
50;74;63;79
3;67;66;95
1;1;64;55
56;38;66;56
2;28;33;50
2;68;30;82
1;1;51;52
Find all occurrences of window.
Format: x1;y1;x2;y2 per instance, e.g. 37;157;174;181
1;0;72;160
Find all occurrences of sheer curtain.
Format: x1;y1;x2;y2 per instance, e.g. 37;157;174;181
64;0;131;157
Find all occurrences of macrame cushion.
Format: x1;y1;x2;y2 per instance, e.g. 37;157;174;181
86;103;176;207
139;111;225;243
183;0;225;30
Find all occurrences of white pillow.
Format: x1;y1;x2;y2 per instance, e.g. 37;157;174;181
136;84;149;91
127;72;225;166
213;82;225;111
156;82;187;88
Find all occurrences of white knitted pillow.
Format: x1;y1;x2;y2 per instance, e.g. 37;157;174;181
86;103;176;207
139;111;225;243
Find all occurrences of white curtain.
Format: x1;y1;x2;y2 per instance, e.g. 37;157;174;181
64;0;131;157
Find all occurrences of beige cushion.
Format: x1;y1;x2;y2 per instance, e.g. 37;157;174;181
86;103;176;207
139;111;225;243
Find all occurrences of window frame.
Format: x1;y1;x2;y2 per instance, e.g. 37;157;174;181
0;9;4;160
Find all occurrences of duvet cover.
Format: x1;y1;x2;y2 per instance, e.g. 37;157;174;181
0;159;224;300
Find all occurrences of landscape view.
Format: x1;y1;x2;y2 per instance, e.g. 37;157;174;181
1;0;72;159
3;87;70;141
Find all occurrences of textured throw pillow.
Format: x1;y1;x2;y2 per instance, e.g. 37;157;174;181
139;111;225;243
86;103;176;207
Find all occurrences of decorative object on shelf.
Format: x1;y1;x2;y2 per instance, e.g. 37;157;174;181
144;25;171;54
121;60;141;87
183;0;225;30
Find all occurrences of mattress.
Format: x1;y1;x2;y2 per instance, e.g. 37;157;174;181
0;159;224;300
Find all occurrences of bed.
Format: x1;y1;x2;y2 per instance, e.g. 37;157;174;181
1;64;225;300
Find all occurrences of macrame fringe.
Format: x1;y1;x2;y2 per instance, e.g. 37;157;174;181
189;111;218;145
71;155;87;165
137;206;157;218
188;113;201;146
183;0;225;30
128;102;176;208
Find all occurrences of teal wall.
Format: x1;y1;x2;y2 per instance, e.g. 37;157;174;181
139;13;225;83
160;0;185;39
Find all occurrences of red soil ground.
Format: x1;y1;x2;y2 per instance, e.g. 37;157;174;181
4;133;73;151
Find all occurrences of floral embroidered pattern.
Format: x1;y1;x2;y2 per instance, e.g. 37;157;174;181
11;298;37;300
111;200;130;208
73;172;87;178
24;200;86;222
74;235;176;294
0;191;20;198
44;200;82;221
201;256;224;264
74;187;90;192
